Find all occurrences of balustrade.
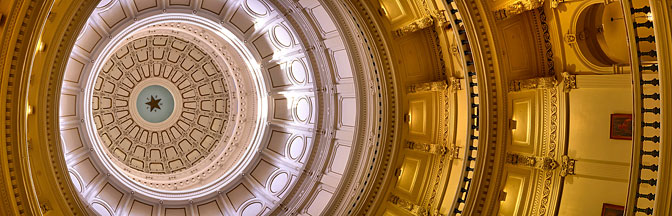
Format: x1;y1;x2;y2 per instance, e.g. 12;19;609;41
621;0;663;215
441;0;482;215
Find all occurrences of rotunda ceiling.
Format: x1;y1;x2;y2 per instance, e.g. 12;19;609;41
91;33;251;191
56;0;382;214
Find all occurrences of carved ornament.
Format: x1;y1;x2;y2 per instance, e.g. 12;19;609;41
508;76;557;92
564;33;576;44
407;80;448;93
494;0;545;20
449;77;462;91
505;153;559;171
560;155;576;177
405;140;449;155
562;72;577;92
388;194;430;215
393;16;434;38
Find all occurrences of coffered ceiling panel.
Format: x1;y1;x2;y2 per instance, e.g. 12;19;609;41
57;0;369;215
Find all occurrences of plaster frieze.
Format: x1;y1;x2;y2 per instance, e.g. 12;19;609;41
505;152;559;171
392;10;448;38
508;76;558;92
407;80;448;93
388;194;430;215
493;0;545;21
404;140;457;156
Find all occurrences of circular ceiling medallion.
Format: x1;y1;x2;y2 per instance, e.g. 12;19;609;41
127;77;183;131
136;85;174;123
92;34;238;176
57;0;366;212
89;25;262;197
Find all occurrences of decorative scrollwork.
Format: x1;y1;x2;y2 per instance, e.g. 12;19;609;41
407;80;448;93
505;152;559;171
562;72;577;92
509;77;557;92
560;155;576;177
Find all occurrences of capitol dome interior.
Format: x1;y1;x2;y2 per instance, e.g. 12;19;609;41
0;0;670;215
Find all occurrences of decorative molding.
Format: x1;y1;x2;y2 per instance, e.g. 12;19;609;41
388;194;429;215
508;76;557;92
531;7;556;76
405;140;448;155
538;83;561;215
561;72;577;92
393;11;448;38
452;0;506;214
393;16;434;38
407;80;448;93
560;155;576;177
336;0;399;214
494;0;545;21
505;152;559;171
433;10;448;29
564;33;576;44
449;77;462;91
424;78;455;213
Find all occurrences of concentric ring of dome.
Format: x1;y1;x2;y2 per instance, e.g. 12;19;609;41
91;34;239;177
82;14;265;199
58;0;372;214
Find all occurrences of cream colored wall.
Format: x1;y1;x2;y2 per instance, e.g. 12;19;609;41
559;87;632;215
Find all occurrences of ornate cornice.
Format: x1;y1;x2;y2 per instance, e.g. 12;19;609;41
0;0;71;215
324;0;398;215
35;1;98;215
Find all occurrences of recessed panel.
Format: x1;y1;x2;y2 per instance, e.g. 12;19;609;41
396;157;420;193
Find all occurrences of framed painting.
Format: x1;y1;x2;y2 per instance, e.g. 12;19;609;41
601;203;624;216
610;114;632;140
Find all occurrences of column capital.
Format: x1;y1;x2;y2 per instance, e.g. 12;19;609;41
560;155;576;177
449;77;462;92
562;72;577;92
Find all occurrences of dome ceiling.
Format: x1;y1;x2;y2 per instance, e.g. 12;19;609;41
57;0;376;215
91;32;253;191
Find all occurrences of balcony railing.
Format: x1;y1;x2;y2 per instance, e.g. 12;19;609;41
442;0;482;215
621;0;663;215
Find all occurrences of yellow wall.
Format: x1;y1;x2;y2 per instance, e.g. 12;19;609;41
559;87;632;215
